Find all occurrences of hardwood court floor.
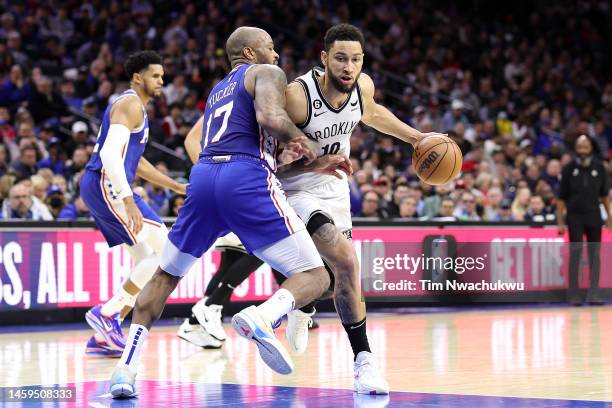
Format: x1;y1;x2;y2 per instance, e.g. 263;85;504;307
1;305;612;407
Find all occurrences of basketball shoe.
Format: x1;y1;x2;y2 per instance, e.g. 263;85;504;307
85;334;122;357
192;297;227;341
109;366;136;398
286;308;315;353
85;305;126;350
231;305;293;374
354;351;390;395
177;318;222;348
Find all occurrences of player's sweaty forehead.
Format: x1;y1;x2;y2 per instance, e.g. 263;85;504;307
328;40;364;57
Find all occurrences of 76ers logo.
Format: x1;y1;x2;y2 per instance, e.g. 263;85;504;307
313;100;322;109
140;128;149;144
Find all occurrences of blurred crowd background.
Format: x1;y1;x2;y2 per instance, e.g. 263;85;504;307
0;0;610;222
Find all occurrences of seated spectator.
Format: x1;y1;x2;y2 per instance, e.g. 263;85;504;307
498;199;515;221
0;64;31;109
524;194;555;223
1;183;52;220
422;183;451;218
57;193;90;220
11;145;38;178
38;137;67;175
430;197;457;221
511;187;531;221
145;183;170;216
484;187;504;221
359;191;388;218
454;192;481;221
387;184;410;218
30;174;48;202
0;144;10;176
27;75;70;124
45;185;67;218
398;197;419;219
168;194;185;217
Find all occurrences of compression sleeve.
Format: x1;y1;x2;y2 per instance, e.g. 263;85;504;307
99;124;133;199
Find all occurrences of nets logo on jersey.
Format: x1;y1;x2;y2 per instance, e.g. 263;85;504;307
313;100;322;109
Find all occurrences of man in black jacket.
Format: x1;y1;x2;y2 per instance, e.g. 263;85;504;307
557;135;611;305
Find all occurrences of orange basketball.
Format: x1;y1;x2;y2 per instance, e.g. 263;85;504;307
412;136;463;185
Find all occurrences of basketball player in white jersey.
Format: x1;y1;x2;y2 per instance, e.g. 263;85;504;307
278;24;446;394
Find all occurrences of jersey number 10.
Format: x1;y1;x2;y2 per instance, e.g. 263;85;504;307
204;101;234;148
322;142;340;155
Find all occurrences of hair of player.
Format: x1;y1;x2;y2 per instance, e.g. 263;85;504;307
124;51;162;79
324;24;365;51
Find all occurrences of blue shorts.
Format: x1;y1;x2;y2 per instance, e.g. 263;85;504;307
81;170;163;247
163;155;305;277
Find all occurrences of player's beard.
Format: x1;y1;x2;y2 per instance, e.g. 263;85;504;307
144;82;160;98
329;71;360;94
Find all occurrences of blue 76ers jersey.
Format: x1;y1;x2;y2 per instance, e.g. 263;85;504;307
85;89;149;185
200;64;277;170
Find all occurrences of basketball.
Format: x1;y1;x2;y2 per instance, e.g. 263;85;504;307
412;135;462;185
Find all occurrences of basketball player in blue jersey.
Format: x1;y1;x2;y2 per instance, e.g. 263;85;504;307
109;27;334;398
80;51;186;356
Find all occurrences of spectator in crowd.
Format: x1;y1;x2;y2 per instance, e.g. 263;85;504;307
454;192;481;221
422;184;451;218
46;185;67;218
511;187;531;221
30;174;48;202
11;145;38;178
57;192;90;220
525;194;555;223
498;199;515;221
360;191;386;218
430;197;457;221
168;194;185;217
398;197;419;219
1;183;52;220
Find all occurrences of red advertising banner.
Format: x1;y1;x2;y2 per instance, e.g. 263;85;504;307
0;226;609;310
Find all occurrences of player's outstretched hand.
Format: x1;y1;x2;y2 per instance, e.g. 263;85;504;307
308;155;353;179
124;197;143;235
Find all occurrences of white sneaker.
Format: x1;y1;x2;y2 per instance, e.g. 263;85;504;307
353;351;389;395
192;298;227;341
109;366;137;399
286;308;314;354
231;305;294;375
177;318;222;349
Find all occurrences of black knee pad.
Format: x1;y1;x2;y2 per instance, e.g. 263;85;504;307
324;260;335;292
306;211;334;235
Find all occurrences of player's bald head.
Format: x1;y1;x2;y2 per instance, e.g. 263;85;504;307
226;27;271;65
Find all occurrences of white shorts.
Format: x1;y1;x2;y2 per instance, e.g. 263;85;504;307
253;229;324;277
285;182;352;232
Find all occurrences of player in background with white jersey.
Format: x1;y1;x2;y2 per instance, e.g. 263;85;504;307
80;51;186;356
278;24;446;394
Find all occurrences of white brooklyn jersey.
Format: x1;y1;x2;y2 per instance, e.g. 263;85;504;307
280;67;363;192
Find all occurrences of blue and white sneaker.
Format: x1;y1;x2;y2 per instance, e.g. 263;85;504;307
85;305;126;350
231;305;293;375
85;335;122;357
109;366;136;399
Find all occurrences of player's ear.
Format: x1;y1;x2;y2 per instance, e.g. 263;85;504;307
132;73;142;86
320;51;327;67
243;47;256;63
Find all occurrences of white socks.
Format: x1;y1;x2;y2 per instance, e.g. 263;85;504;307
117;324;149;373
257;288;295;323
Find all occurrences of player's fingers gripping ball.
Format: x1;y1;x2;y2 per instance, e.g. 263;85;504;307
413;135;463;185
